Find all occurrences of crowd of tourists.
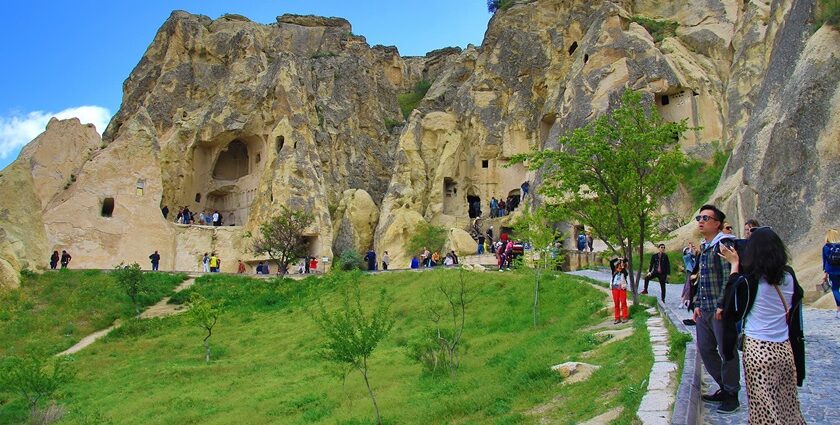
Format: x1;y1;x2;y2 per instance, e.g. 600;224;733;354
409;248;460;269
161;205;229;226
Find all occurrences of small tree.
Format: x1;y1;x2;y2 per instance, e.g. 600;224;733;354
424;269;475;376
112;262;145;315
313;277;394;425
252;206;315;275
513;208;564;326
512;90;689;305
407;221;447;258
0;354;75;422
188;293;221;363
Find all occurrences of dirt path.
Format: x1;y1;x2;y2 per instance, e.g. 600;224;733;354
57;277;196;356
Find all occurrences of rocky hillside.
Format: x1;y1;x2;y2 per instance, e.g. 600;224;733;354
1;0;837;289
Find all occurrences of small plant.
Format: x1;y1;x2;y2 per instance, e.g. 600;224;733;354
313;278;394;425
188;293;222;363
630;16;679;43
675;141;730;208
421;269;475;376
817;0;840;27
311;51;337;59
487;0;515;13
112;263;145;315
336;249;364;271
0;353;76;422
513;208;564;326
20;268;36;279
397;80;432;119
384;118;402;132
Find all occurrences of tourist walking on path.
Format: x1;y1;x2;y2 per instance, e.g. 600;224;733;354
237;260;246;274
609;258;629;324
364;249;377;271
60;250;72;269
202;253;210;273
149;250;161;271
382;251;389;271
410;256;419;269
477;234;485;254
822;229;840;318
309;256;318;273
643;243;671;301
681;242;698;308
49;250;59;270
719;227;806;424
521;181;530;198
691;204;740;414
161;205;169;219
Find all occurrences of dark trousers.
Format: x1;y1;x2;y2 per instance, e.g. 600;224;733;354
643;272;667;300
696;310;741;394
151;262;159;271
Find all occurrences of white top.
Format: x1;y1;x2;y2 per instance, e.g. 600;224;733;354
745;273;794;343
611;273;626;290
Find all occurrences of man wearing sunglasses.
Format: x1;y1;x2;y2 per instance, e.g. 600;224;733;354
691;204;740;414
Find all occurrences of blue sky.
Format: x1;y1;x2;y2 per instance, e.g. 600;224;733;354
0;1;491;170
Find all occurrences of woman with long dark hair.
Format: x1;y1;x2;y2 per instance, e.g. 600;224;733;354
719;227;805;424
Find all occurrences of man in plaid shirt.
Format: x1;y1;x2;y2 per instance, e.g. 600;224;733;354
691;204;739;414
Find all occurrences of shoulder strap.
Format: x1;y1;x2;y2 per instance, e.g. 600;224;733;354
772;284;791;324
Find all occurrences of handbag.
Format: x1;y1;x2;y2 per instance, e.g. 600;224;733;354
820;280;831;293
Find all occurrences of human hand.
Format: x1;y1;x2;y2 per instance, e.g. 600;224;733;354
693;307;701;321
715;308;723;320
717;243;739;265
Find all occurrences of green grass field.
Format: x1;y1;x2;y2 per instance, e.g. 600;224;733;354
1;269;653;424
0;269;186;357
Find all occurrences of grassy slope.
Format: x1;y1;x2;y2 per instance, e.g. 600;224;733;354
2;270;653;424
0;270;186;357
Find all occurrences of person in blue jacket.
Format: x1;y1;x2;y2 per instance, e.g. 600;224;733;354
823;229;840;318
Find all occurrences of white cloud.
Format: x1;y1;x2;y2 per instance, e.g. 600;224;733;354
0;106;112;160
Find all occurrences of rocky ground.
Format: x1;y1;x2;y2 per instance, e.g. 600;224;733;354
569;269;840;424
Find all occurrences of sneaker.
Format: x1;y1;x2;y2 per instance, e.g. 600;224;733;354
717;393;740;414
835;311;840;319
640;290;648;294
701;389;725;403
613;320;620;324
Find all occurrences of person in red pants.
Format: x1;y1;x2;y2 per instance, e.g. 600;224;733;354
610;258;629;324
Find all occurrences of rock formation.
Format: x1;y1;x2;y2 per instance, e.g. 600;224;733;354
1;1;837;290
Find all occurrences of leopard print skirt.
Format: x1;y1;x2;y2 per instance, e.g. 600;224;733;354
743;336;806;424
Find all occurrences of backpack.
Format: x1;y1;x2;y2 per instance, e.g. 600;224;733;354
828;244;840;266
577;234;586;246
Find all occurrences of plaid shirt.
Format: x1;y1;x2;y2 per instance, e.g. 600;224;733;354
693;238;732;311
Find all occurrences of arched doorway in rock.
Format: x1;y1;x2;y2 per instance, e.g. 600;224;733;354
213;140;249;180
443;177;458;215
466;187;481;219
506;189;521;214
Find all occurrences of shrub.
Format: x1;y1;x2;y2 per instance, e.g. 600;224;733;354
397;80;432;119
407;221;448;258
336;249;364;271
0;353;75;422
630;16;679;43
675;142;730;208
487;0;515;13
818;0;840;27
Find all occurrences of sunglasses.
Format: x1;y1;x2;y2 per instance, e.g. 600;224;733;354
694;215;718;222
725;226;733;230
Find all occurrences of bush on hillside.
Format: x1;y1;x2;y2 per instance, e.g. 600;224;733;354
397;80;431;119
336;249;365;271
675;142;730;209
630;16;679;43
407;222;448;258
818;0;840;27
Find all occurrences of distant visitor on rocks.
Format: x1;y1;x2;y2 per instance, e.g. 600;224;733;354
149;250;161;271
364;249;377;271
202;253;210;273
410;256;419;269
643;244;670;301
161;205;169;219
49;250;59;270
237;260;246;274
209;253;220;272
822;228;840;318
60;250;72;269
309;257;318;273
382;251;389;271
212;210;221;226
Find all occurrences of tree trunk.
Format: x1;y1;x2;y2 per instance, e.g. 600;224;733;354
360;361;382;425
204;329;212;363
533;268;540;327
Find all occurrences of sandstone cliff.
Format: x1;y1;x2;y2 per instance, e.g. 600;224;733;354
1;1;837;292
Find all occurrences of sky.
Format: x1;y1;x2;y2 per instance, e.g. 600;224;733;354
0;1;492;170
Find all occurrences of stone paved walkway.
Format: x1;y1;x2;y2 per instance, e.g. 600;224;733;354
569;269;840;424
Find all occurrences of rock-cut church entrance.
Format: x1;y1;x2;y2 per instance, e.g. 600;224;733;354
184;135;266;226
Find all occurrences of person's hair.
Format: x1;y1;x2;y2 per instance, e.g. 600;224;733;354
699;204;725;231
658;243;665;248
741;227;788;286
826;229;840;244
745;219;760;228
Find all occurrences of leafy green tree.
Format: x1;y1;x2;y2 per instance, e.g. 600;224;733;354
407;221;447;259
512;90;689;304
313;275;394;425
252;206;315;275
336;249;364;271
0;353;75;421
513;207;564;326
188;293;222;363
112;262;145;315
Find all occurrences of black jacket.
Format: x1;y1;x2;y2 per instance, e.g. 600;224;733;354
647;252;671;276
722;266;805;387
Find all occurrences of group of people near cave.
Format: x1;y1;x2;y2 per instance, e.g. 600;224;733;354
409;248;459;269
161;205;227;226
605;204;840;423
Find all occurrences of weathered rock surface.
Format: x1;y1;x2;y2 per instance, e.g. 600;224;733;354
1;1;837;288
